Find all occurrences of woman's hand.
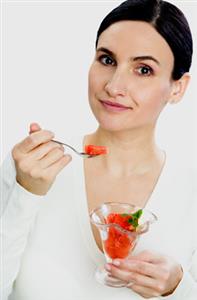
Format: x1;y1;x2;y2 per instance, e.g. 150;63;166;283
105;250;183;298
12;123;72;195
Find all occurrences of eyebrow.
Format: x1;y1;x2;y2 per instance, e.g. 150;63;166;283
96;47;160;66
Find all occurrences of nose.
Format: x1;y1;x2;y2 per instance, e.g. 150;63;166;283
104;66;129;98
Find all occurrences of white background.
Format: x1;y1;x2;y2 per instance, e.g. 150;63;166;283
1;0;197;165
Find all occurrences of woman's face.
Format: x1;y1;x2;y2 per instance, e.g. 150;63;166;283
88;20;175;132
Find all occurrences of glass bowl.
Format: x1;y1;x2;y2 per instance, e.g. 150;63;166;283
90;202;157;287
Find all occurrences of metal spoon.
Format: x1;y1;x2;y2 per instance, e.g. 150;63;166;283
52;139;97;158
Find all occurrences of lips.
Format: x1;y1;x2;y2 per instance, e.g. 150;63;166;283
100;100;131;109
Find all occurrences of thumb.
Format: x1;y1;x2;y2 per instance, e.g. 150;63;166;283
29;122;42;134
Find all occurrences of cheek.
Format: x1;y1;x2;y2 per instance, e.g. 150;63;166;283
139;81;171;106
88;67;99;101
88;68;93;96
134;83;171;119
88;68;102;119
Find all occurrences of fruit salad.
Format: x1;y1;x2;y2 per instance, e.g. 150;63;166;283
85;145;108;156
104;209;143;259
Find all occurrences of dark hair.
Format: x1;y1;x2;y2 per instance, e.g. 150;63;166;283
95;0;193;80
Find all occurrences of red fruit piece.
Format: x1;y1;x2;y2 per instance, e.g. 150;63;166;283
106;213;117;224
104;227;133;259
106;213;135;231
84;145;108;155
104;213;137;259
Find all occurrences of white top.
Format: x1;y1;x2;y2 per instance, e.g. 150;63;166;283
1;136;197;300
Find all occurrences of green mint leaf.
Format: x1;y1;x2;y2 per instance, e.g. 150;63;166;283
120;210;143;228
128;217;138;228
127;209;143;228
132;209;143;219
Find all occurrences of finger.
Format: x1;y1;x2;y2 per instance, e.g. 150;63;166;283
39;147;66;169
106;264;156;288
18;130;54;153
130;250;165;264
29;122;42;134
129;283;160;298
112;258;162;278
43;154;72;176
28;141;64;161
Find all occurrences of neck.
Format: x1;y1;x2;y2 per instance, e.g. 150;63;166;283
87;125;164;177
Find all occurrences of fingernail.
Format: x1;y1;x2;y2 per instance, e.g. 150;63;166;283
112;260;120;266
105;264;111;271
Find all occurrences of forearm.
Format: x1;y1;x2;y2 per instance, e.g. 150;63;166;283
0;154;43;299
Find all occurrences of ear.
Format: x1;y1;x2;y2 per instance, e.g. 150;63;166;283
168;73;191;104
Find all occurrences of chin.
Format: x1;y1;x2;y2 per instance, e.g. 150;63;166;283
90;105;142;132
96;117;133;133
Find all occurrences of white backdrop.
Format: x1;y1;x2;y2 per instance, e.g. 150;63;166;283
1;0;197;165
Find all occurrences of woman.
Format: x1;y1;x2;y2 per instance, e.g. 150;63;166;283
1;0;196;299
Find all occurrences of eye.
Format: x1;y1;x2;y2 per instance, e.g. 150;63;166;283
136;65;154;76
98;54;116;66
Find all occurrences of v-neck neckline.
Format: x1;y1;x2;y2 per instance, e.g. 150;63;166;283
72;135;168;264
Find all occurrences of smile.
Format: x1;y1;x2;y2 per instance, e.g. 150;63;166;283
99;100;132;112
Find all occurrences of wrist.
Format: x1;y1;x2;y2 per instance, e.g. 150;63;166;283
162;265;183;297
